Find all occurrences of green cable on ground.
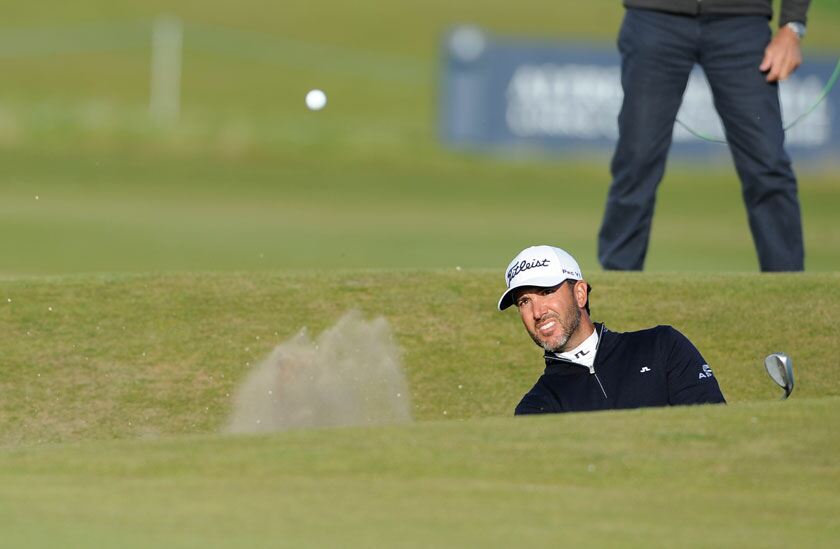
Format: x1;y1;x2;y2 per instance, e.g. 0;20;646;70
676;57;840;145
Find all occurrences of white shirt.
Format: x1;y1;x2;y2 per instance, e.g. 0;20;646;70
554;327;599;369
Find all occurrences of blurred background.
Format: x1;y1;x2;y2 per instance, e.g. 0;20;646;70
2;0;838;275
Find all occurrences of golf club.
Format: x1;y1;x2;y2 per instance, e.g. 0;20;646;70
764;353;794;400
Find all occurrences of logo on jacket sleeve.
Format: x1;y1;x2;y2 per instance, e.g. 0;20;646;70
698;364;714;379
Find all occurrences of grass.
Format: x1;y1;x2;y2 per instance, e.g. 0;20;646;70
2;271;838;446
2;147;840;275
1;1;839;545
1;397;838;547
1;2;839;275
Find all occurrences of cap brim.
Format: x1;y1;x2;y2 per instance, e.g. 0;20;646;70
497;274;569;311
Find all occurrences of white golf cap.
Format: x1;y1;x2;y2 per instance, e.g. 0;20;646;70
497;245;584;311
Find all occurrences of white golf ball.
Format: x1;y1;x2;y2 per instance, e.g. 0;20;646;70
305;89;327;111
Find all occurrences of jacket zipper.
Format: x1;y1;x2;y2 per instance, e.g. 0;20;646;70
577;324;609;399
594;373;608;399
544;324;609;399
592;324;607;398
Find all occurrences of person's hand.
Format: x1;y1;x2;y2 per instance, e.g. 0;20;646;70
759;25;803;82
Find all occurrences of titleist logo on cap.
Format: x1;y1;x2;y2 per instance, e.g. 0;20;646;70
506;258;550;284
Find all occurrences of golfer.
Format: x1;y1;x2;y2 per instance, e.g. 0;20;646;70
499;245;725;414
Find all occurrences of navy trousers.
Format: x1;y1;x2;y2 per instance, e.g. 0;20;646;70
598;9;804;271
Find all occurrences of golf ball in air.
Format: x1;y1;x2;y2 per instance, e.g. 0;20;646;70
305;89;327;111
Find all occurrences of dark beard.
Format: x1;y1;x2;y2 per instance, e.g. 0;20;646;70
529;299;582;353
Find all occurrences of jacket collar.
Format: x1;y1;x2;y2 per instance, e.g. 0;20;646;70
543;322;610;376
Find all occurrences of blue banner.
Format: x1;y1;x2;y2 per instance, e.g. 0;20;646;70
440;27;839;160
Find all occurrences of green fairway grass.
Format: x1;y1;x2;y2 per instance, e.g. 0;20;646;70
2;148;839;274
2;271;838;446
1;1;839;275
1;398;838;547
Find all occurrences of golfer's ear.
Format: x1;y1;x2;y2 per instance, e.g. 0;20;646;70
574;281;588;308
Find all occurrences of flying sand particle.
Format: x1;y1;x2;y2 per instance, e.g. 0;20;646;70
224;310;412;433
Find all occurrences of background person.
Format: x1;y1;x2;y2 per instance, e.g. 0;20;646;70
598;0;811;272
498;245;726;414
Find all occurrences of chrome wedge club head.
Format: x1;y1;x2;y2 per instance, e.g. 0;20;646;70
764;353;794;400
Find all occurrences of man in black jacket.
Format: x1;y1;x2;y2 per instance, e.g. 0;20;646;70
598;1;811;272
498;245;725;414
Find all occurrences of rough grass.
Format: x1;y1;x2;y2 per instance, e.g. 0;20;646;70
2;271;838;446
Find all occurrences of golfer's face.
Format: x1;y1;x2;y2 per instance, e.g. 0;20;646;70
514;282;579;352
